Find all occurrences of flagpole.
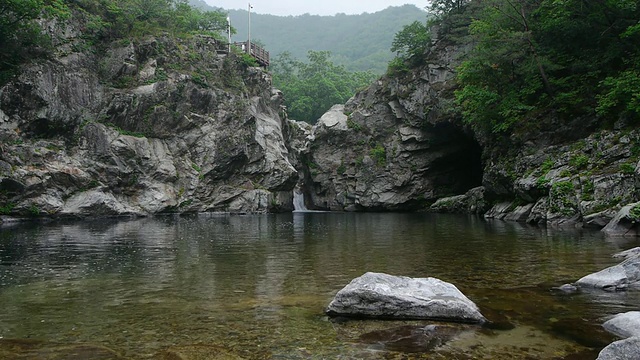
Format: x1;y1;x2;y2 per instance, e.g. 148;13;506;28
227;16;231;53
248;3;251;55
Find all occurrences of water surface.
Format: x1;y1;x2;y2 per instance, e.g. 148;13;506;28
0;213;638;359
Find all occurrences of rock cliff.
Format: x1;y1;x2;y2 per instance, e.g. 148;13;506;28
2;10;639;234
299;24;640;232
298;33;482;211
0;16;296;218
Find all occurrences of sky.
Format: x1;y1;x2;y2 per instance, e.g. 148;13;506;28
203;1;426;16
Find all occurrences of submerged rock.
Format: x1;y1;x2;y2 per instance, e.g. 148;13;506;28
576;255;640;291
613;247;640;260
596;336;640;360
552;283;579;294
357;324;464;353
326;272;486;323
603;312;640;339
0;339;123;360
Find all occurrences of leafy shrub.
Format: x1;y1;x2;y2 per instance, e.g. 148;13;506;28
620;162;636;174
569;154;589;169
369;145;387;166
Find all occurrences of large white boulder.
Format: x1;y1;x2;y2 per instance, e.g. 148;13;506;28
603;312;640;339
326;272;486;323
597;337;640;360
576;255;640;291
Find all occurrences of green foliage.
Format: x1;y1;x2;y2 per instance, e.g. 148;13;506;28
0;0;69;84
550;180;577;215
569;154;589;170
369;144;387;166
428;0;470;17
28;204;40;217
271;51;376;123
540;158;555;174
453;0;640;132
390;20;430;63
630;204;640;222
0;202;15;215
346;118;362;131
386;57;410;76
620;162;636;174
597;66;640;119
581;179;594;201
0;0;231;84
67;0;232;42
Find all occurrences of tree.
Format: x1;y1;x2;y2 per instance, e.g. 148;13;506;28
454;0;640;132
0;0;69;84
271;50;375;123
428;0;469;17
390;20;430;62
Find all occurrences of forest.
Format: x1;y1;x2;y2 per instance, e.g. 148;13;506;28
417;0;640;134
3;0;638;128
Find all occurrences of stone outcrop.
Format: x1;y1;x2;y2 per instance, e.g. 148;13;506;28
296;23;640;231
603;312;640;339
598;312;640;360
576;255;640;291
326;272;486;323
300;34;483;211
0;14;297;218
597;337;640;360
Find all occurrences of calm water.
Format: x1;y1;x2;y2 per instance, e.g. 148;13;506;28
0;213;639;359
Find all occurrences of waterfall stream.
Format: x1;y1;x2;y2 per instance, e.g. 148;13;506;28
293;190;308;212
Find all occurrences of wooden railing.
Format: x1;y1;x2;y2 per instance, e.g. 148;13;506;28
233;41;270;67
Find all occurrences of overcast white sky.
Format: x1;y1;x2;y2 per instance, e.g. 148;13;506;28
204;1;426;16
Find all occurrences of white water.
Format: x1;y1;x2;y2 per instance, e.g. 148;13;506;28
293;190;308;212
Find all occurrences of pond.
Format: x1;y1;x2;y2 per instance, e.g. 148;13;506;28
0;213;638;359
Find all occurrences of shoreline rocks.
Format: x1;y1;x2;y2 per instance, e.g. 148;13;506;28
576;252;640;291
598;312;640;360
326;272;486;324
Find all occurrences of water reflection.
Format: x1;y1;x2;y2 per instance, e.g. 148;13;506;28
0;213;638;358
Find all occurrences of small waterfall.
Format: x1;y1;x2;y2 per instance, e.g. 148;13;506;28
293;189;308;212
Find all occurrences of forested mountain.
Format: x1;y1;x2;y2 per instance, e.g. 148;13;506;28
189;1;426;73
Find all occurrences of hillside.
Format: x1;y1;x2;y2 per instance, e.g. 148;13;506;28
189;1;426;73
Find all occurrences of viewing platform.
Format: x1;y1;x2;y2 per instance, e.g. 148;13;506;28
233;41;270;67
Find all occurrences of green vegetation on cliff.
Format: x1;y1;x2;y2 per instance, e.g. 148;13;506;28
0;0;231;84
391;0;640;134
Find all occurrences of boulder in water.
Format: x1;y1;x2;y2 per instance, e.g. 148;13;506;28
603;312;640;339
326;272;486;323
576;255;640;291
596;337;640;360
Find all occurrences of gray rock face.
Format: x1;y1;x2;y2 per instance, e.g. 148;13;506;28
302;33;483;212
597;337;640;360
603;312;640;339
576;256;640;291
603;202;640;237
429;187;488;214
0;21;297;217
326;272;486;323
